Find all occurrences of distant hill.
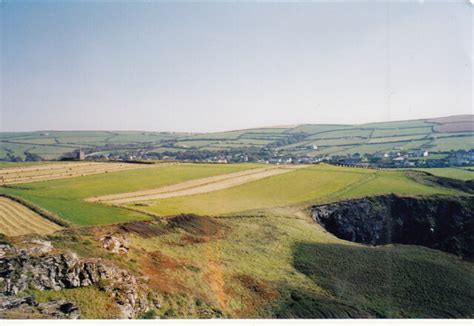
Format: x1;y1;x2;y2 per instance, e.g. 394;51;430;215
0;115;473;161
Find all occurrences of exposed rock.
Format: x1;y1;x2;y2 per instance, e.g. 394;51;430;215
0;244;13;258
23;239;54;255
311;195;474;260
0;244;150;318
99;233;129;254
0;294;80;319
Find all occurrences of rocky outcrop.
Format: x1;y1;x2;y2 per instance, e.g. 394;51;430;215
0;241;150;318
99;233;129;254
0;294;80;319
311;195;474;260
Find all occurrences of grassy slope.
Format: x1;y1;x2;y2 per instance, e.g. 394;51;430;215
2;162;471;318
93;208;474;318
411;168;474;181
0;164;260;225
294;242;474;317
139;164;458;216
1;116;473;160
27;287;122;319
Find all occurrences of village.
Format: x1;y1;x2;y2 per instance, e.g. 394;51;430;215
76;144;474;169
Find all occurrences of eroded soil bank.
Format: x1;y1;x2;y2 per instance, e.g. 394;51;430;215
311;195;474;260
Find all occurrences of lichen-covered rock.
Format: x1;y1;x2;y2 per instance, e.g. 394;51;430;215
0;243;149;318
99;233;129;254
0;294;80;319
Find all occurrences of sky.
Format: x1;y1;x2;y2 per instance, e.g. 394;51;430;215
1;1;472;132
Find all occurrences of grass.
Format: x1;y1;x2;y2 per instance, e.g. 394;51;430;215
411;167;474;181
0;163;260;225
294;242;474;317
430;135;474;151
2;162;470;318
358;119;433;129
336;140;430;155
121;206;473;318
136;164;456;217
0;161;55;169
27;286;122;319
136;165;369;216
368;134;429;143
371;127;433;138
308;128;372;140
1;118;472;161
123;210;341;317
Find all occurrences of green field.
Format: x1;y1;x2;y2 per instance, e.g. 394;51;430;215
1;161;473;318
412;167;474;181
1;116;472;161
0;163;259;225
132;165;458;217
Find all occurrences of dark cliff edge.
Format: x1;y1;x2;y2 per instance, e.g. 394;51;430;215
311;195;474;261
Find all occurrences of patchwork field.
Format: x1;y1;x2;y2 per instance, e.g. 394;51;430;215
0;161;472;319
88;165;306;205
133;165;458;216
0;163;260;225
0;196;61;236
0;162;152;185
1;115;472;161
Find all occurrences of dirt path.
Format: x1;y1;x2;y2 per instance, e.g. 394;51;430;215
0;162;152;185
87;165;308;205
0;197;62;236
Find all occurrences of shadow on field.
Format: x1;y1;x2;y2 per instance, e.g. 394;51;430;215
289;242;474;318
274;287;369;318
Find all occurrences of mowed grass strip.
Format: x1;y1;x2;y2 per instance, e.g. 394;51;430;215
137;164;458;216
0;197;62;236
0;162;152;185
135;165;372;216
0;163;261;226
90;165;306;205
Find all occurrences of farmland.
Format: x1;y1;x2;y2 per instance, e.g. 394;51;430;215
0;162;152;185
1;115;473;162
0;160;472;319
0;162;462;226
88;165;306;205
0;196;62;236
0;163;260;225
411;167;474;181
132;164;458;216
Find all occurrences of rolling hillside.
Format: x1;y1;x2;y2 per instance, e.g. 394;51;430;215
1;115;472;161
0;160;473;318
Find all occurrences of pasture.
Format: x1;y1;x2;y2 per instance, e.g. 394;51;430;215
0;161;472;318
0;163;260;225
131;164;458;216
1;115;472;161
88;165;305;205
412;167;474;181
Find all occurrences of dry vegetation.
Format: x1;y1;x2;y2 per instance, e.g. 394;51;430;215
0;196;62;236
0;162;152;185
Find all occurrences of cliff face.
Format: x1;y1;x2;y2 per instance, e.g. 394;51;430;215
311;195;474;261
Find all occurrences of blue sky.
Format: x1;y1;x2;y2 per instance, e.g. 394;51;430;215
1;1;472;132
